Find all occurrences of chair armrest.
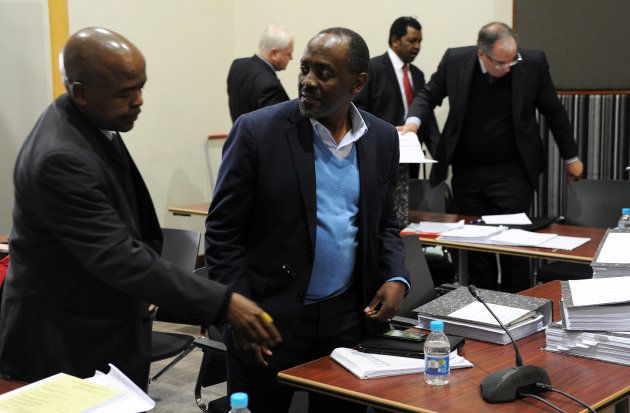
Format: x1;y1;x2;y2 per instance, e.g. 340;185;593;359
193;336;226;353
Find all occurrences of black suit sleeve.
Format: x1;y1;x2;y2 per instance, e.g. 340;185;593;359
408;49;451;122
532;52;578;160
32;150;228;324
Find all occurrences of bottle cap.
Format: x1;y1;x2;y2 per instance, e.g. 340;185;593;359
622;208;630;214
429;320;444;331
230;392;248;409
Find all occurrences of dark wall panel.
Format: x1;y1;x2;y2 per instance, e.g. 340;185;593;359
514;0;630;90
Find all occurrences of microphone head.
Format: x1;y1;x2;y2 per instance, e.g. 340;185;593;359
468;284;480;299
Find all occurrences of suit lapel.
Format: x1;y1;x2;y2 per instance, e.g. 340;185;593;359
511;52;526;135
382;54;404;109
455;52;477;133
285;106;317;253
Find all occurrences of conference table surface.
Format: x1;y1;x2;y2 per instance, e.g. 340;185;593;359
278;281;630;412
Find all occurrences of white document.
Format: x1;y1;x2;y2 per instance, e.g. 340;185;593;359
481;213;532;225
448;301;531;326
417;220;465;233
568;276;630;307
488;229;557;247
87;364;155;413
398;132;437;164
439;225;505;241
0;243;7;253
538;235;590;250
595;232;630;264
330;348;472;379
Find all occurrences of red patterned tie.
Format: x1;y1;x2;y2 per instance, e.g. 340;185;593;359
402;64;413;107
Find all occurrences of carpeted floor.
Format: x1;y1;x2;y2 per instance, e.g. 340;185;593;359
148;322;226;413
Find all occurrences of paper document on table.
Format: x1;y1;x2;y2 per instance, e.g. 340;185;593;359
538;235;589;250
0;243;7;253
488;229;557;247
87;364;155;412
417;220;464;233
481;212;532;225
331;347;472;379
594;232;630;264
398;132;437;164
448;301;531;326
439;225;505;241
0;373;123;413
568;276;630;307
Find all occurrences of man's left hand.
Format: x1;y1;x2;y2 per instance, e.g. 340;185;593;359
565;159;584;181
364;282;406;322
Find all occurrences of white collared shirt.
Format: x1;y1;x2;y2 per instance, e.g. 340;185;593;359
309;103;368;159
387;48;414;116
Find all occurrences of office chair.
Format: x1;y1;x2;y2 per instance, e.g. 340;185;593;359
408;179;456;286
149;228;202;383
391;235;442;330
537;179;630;282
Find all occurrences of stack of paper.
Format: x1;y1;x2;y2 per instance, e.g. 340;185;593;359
414;287;551;345
331;347;472;379
545;321;630;366
560;277;630;331
488;229;557;247
591;229;630;278
481;213;532;225
0;364;155;413
439;225;505;242
401;220;464;236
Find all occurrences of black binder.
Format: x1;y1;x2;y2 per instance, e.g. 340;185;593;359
355;334;465;359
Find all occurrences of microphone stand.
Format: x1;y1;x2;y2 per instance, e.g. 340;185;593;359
468;285;551;403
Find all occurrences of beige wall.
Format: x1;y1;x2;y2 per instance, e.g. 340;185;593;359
1;0;512;234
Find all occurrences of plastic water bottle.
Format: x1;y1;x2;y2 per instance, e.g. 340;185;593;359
228;392;251;413
618;208;630;229
424;320;450;385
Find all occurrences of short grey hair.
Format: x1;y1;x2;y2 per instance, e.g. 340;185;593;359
258;25;293;54
477;22;517;56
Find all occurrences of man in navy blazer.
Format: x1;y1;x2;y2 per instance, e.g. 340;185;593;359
355;16;439;158
227;25;293;122
400;22;583;292
206;28;409;412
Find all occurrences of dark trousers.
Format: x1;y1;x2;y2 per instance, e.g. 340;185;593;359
226;287;366;413
452;161;533;293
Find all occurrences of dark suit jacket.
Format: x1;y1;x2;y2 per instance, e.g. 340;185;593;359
205;100;408;342
227;55;290;122
355;52;440;157
0;94;228;387
408;46;578;187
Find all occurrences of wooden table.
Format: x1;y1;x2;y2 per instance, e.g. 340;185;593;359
0;378;24;395
168;203;209;217
278;281;630;412
0;234;7;243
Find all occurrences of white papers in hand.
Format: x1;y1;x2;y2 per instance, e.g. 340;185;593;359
568;276;630;307
330;348;472;379
0;243;7;253
481;213;532;225
398;132;437;164
87;364;155;412
448;301;531;326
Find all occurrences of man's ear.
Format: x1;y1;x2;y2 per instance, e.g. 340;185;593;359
351;72;368;96
69;82;88;106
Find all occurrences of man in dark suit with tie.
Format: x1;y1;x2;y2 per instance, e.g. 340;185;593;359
227;25;293;122
399;22;583;292
355;16;439;161
206;27;409;412
0;27;280;391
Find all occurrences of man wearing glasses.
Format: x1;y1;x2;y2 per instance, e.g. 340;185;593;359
398;22;583;293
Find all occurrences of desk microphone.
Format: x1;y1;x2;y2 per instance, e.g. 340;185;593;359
467;285;551;403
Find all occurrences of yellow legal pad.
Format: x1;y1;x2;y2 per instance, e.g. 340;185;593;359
0;373;122;413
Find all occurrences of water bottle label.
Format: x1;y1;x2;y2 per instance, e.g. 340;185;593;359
425;355;449;375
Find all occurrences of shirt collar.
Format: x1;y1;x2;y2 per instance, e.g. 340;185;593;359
387;48;406;71
309;103;368;152
100;129;116;141
256;54;276;72
478;55;489;74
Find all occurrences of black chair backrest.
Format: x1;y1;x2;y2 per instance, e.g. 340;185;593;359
398;235;436;319
161;228;201;273
565;180;630;228
408;179;453;213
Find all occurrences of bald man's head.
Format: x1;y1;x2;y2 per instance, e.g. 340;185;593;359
61;27;146;132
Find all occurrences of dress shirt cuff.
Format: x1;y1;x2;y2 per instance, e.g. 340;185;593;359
405;117;421;128
564;157;579;165
386;276;410;296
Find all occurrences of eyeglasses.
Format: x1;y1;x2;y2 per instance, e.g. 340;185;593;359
484;52;523;70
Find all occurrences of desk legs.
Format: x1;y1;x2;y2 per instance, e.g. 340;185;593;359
457;250;468;286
